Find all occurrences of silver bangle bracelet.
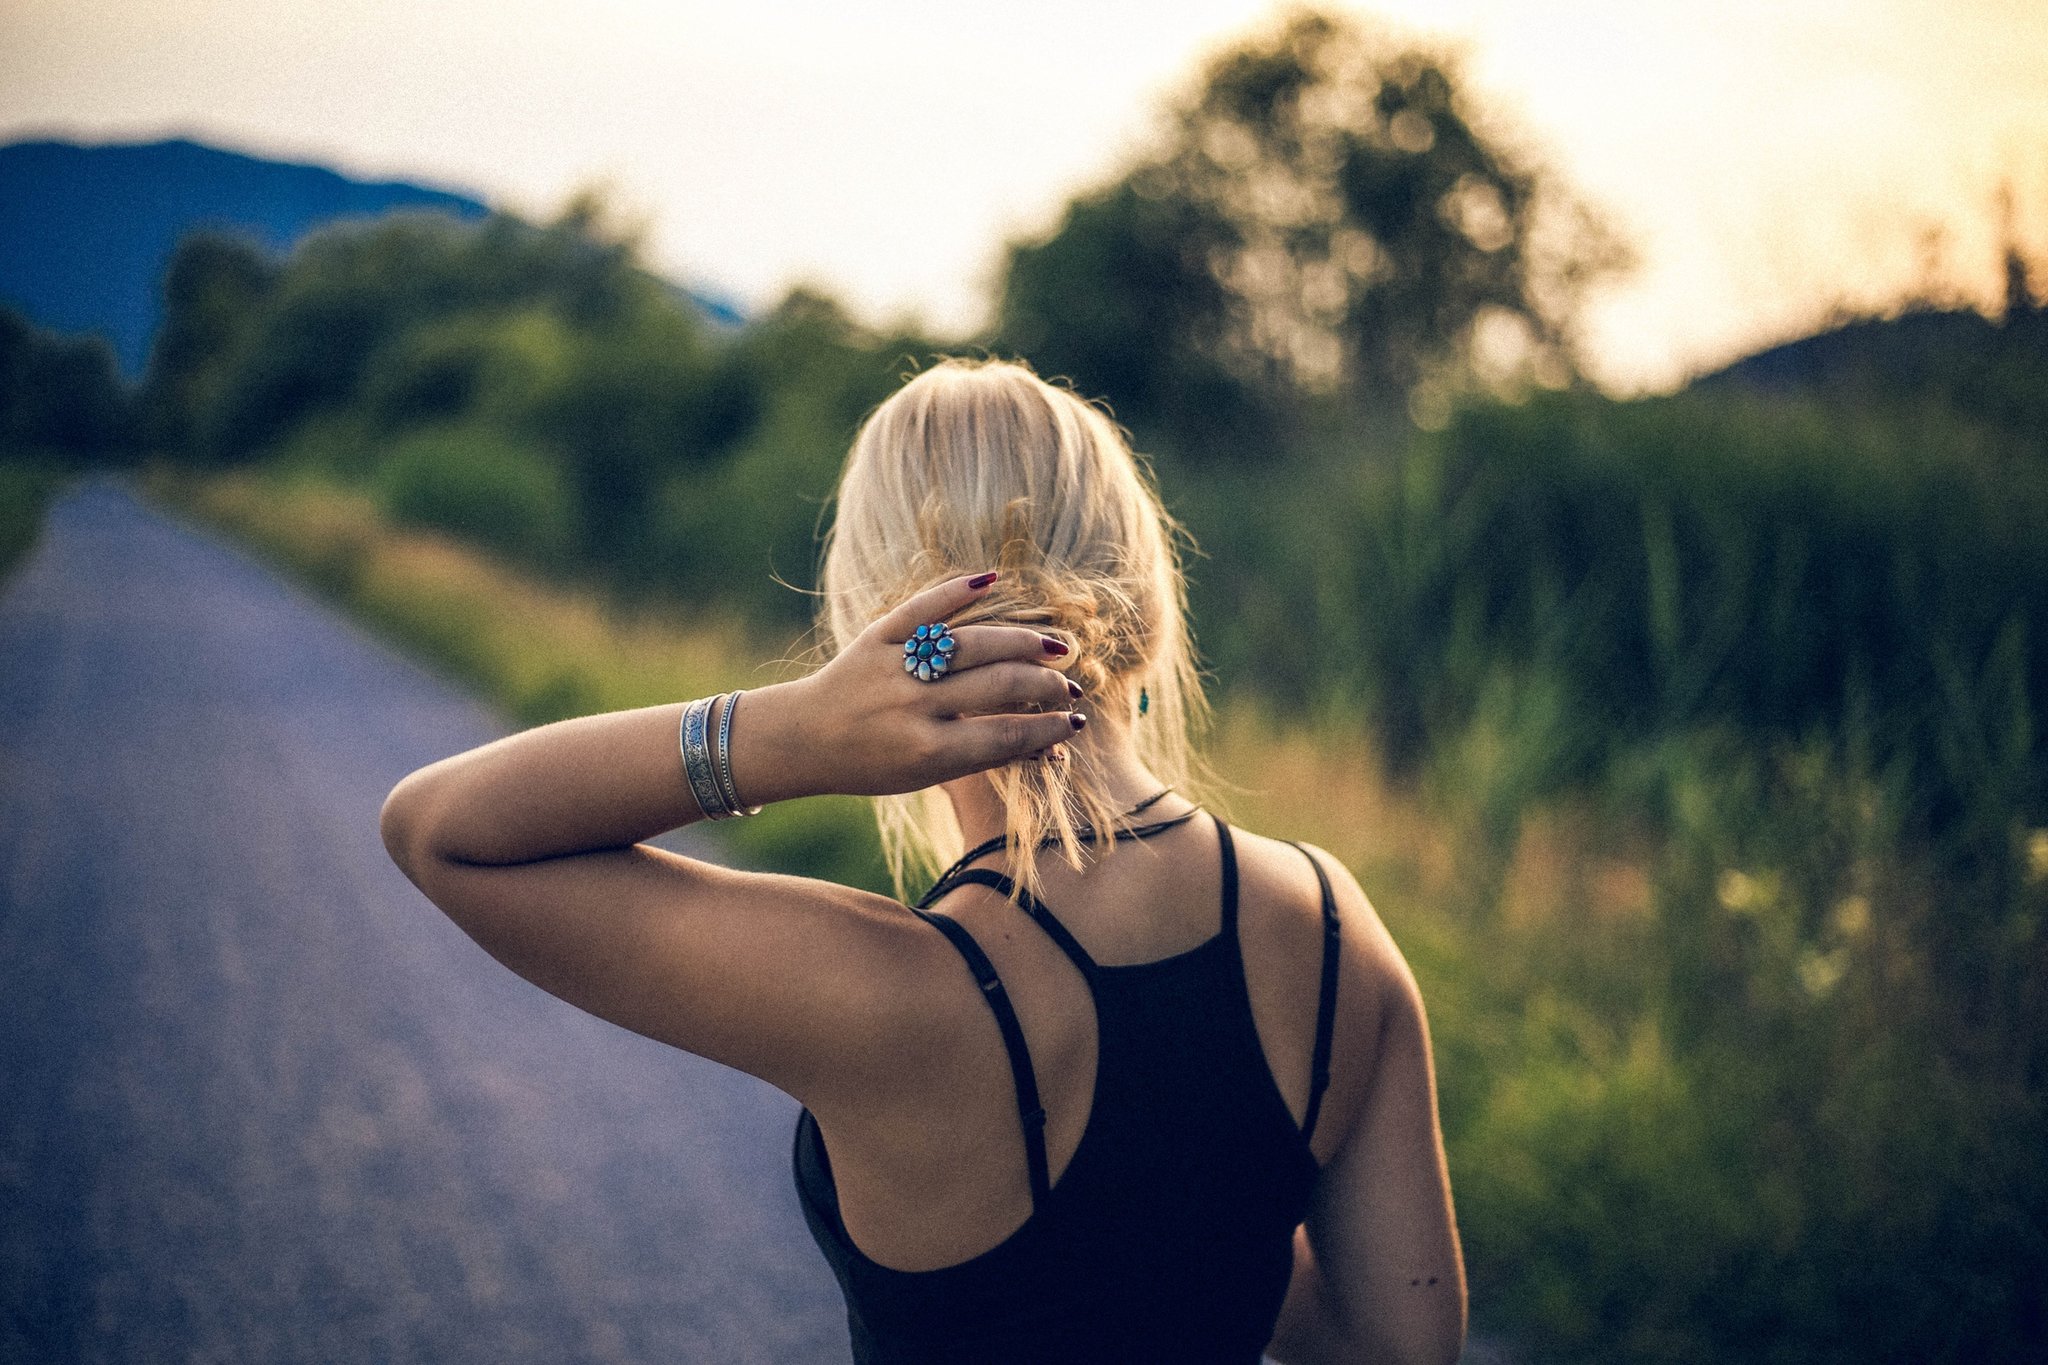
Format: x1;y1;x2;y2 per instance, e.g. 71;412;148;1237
713;689;761;819
679;694;734;820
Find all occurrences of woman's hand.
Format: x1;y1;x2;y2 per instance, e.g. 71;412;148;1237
733;572;1083;805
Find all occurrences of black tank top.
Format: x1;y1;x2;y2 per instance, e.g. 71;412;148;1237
792;814;1344;1364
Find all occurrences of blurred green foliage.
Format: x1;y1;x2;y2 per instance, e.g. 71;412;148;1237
137;203;936;635
373;423;576;568
994;7;1626;458
1435;721;2046;1364
0;306;130;467
80;8;2048;1359
1331;393;2046;829
0;459;68;584
0;305;128;583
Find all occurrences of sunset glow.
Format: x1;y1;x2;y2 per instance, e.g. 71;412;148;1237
3;0;2044;389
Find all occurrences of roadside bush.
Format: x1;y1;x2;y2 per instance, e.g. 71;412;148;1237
1314;390;2048;839
1430;714;2047;1364
0;458;70;583
373;424;575;571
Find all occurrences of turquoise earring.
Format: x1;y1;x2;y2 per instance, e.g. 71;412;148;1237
1137;687;1149;717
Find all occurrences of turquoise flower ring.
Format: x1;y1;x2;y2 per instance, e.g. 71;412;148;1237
903;621;957;682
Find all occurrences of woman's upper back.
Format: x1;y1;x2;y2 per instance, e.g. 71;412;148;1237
793;808;1378;1363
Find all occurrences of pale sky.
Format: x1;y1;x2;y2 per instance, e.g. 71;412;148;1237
3;0;2045;391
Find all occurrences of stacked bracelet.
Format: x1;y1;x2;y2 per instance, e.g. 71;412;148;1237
714;689;757;816
679;692;762;821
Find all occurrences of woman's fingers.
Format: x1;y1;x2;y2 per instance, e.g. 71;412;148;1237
931;659;1079;717
954;709;1086;768
862;574;1086;780
943;623;1071;672
873;571;999;644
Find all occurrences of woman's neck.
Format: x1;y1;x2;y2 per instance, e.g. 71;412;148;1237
940;728;1178;854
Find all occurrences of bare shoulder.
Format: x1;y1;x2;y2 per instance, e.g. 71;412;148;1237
400;838;981;1116
1226;826;1419;1008
664;861;983;1091
1220;825;1423;1158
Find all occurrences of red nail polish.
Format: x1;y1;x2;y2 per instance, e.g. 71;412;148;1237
1066;679;1083;699
967;571;999;589
1042;636;1070;657
1070;713;1088;731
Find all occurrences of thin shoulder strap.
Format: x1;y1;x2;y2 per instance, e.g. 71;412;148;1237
910;906;1052;1208
929;868;1102;981
1288;842;1342;1144
1215;817;1241;937
930;804;1199;893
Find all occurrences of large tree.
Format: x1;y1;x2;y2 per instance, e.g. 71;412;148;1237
996;8;1625;452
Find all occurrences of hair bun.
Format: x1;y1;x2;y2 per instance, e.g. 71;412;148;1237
954;564;1144;701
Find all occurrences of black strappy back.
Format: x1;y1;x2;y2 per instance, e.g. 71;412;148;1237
793;807;1344;1364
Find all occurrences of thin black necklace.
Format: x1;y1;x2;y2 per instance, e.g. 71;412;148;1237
927;787;1195;894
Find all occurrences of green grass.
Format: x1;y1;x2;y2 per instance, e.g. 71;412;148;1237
0;458;69;585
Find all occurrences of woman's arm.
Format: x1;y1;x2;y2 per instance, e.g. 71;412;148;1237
1266;860;1467;1365
1268;1225;1357;1361
378;573;1080;1104
380;685;847;869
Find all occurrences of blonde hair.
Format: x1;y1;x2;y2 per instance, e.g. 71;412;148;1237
819;357;1208;901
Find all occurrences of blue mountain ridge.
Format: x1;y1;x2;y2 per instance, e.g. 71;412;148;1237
0;137;744;376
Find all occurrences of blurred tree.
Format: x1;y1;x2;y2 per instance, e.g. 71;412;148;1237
140;232;276;457
374;422;577;570
997;179;1261;461
146;197;671;467
133;192;949;605
996;7;1625;451
645;286;940;621
0;306;131;464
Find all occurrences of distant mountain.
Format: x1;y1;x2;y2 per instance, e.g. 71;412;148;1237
0;139;488;375
0;138;745;377
1695;301;2048;450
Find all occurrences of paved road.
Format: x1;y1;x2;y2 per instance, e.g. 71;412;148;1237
0;481;850;1363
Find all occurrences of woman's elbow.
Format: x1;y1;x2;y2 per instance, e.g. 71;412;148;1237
1271;1317;1465;1365
1414;1309;1468;1365
1272;1284;1465;1365
1357;1315;1465;1365
379;771;438;877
